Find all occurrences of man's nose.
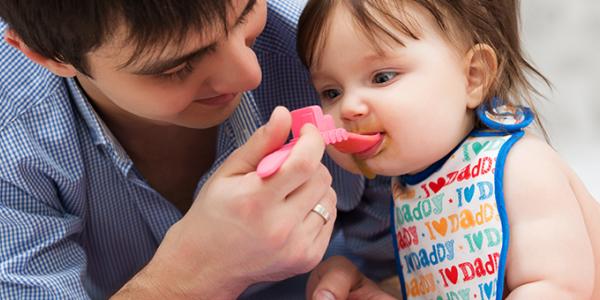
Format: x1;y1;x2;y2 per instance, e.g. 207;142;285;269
209;37;262;94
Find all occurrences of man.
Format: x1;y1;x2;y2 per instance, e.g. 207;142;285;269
0;0;394;298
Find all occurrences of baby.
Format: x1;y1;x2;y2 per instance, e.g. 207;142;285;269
296;0;600;299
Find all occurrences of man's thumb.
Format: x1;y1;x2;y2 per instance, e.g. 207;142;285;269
219;106;292;175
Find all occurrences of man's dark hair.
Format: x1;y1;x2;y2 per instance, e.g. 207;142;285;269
0;0;234;76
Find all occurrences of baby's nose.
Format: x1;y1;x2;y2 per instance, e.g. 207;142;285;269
340;95;370;121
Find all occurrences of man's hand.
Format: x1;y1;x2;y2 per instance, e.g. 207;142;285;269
114;106;337;299
306;256;398;300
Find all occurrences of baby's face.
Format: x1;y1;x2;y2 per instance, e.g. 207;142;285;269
310;4;476;177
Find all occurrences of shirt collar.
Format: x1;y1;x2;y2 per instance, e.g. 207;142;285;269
194;91;262;192
66;77;133;176
66;77;263;186
228;91;261;147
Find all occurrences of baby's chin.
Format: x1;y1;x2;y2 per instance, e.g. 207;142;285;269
328;148;428;178
328;153;400;178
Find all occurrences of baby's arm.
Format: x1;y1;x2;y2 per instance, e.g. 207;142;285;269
502;134;594;299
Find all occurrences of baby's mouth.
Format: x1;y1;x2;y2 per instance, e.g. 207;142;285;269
330;131;383;154
352;132;386;160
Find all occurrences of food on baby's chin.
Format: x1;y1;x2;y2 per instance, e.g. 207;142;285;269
353;156;376;179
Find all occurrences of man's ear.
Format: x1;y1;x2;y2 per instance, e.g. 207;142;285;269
463;43;498;109
4;29;78;77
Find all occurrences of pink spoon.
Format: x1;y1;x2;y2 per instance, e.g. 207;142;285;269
332;132;383;154
256;106;381;178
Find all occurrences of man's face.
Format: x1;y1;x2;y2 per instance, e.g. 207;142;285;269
77;0;267;129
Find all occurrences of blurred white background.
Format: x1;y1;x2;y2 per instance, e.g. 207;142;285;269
293;0;600;199
522;0;599;199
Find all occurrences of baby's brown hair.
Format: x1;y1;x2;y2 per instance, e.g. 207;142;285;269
297;0;550;133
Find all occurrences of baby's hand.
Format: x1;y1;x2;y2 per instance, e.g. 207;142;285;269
306;256;397;300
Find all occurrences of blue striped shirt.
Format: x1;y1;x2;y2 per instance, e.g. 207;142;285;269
0;1;394;299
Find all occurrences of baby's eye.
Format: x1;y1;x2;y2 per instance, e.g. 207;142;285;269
321;89;342;100
372;71;398;84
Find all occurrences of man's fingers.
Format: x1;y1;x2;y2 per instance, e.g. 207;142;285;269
307;256;359;300
218;106;291;176
263;123;326;194
300;187;337;240
307;256;397;300
284;163;332;212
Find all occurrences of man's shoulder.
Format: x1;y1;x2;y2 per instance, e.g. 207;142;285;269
0;26;85;186
0;24;65;131
255;0;304;58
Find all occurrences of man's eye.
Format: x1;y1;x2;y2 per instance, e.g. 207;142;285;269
157;62;194;81
321;89;342;100
372;71;398;84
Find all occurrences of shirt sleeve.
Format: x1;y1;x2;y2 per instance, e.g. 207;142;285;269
0;179;89;299
337;175;397;280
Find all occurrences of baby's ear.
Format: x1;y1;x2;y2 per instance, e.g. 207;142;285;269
4;29;78;78
463;43;498;109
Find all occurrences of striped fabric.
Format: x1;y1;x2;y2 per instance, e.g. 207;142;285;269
0;1;395;299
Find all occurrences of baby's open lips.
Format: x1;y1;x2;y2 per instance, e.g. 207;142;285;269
331;131;382;154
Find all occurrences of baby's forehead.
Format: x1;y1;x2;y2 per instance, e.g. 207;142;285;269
336;2;451;46
338;3;465;52
298;0;468;71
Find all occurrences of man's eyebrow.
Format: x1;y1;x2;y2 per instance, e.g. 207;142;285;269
233;0;257;28
131;0;257;76
131;44;218;75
